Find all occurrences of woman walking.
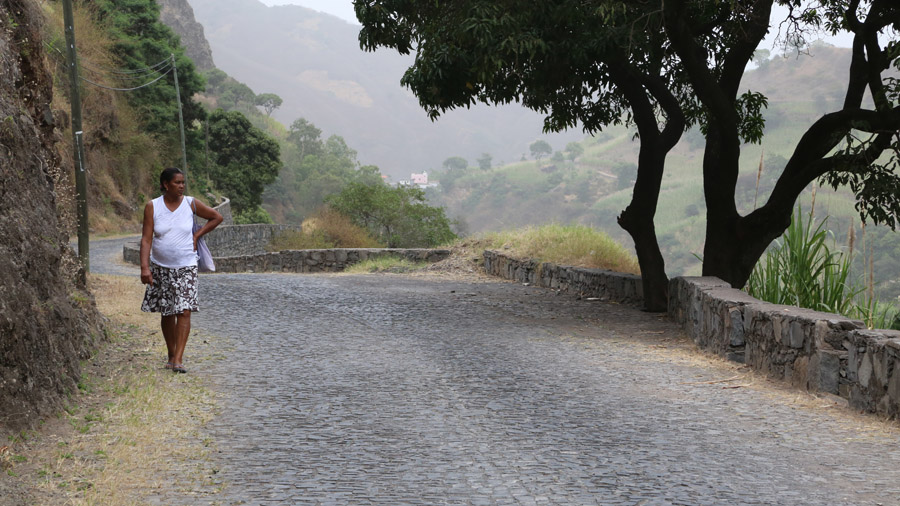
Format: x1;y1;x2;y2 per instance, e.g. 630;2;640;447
140;168;223;373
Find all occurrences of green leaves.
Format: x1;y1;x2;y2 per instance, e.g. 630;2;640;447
358;0;662;134
735;90;769;145
207;110;281;213
747;207;859;315
92;0;206;167
327;182;457;248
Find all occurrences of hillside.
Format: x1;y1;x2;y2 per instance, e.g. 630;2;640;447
185;0;584;178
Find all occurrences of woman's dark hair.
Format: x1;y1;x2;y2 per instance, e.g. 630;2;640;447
159;167;184;192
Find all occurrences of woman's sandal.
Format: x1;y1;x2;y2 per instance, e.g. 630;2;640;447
172;364;187;374
165;361;174;370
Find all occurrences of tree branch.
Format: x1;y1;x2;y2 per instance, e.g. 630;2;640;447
765;107;900;213
719;0;773;97
662;0;735;130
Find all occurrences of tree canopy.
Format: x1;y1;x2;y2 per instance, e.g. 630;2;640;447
356;0;900;311
265;117;386;222
207;109;281;215
564;142;584;161
255;93;283;117
443;156;469;171
529;140;552;160
477;153;493;171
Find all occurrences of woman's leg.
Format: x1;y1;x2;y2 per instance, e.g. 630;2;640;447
161;315;177;364
172;310;191;368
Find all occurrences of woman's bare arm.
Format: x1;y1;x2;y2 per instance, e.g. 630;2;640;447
191;198;224;249
140;201;154;285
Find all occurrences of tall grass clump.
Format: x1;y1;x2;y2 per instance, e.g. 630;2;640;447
747;207;898;329
268;207;383;251
481;224;640;274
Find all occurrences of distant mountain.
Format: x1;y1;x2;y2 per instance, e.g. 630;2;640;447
186;0;583;178
157;0;216;70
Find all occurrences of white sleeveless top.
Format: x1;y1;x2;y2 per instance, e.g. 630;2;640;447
149;196;198;269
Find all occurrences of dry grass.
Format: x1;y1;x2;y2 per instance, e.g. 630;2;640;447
2;274;222;505
43;1;161;237
344;257;424;274
268;207;382;251
465;224;641;274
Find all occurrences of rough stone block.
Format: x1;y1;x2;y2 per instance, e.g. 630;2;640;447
846;344;859;382
789;320;805;349
849;385;872;411
815;350;841;395
858;351;874;388
773;316;784;348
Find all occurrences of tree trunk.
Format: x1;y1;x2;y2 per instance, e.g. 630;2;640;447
619;146;670;312
618;205;668;312
702;208;792;289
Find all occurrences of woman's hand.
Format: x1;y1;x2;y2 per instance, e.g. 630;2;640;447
141;268;153;285
193;233;199;252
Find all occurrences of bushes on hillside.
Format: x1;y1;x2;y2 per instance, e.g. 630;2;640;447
268;207;381;250
207;109;280;215
327;182;457;248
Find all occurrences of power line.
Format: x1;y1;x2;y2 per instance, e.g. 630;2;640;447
79;55;172;75
44;41;176;87
79;67;173;92
80;62;173;83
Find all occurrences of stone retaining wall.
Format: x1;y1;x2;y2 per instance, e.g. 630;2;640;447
124;230;450;274
215;197;233;226
213;248;450;273
482;250;643;304
668;276;900;418
123;222;299;264
202;224;299;257
482;250;900;418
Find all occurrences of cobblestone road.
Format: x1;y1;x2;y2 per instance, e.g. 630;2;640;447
92;237;900;505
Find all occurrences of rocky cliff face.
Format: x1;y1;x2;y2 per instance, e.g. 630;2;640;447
157;0;216;70
0;0;103;434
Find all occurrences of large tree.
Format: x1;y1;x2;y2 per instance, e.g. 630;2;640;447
529;140;553;161
356;0;694;311
662;0;900;288
355;0;900;311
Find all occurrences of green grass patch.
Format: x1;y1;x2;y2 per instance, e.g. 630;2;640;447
472;224;640;274
344;256;425;273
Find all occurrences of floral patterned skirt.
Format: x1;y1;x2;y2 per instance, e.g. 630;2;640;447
141;263;199;316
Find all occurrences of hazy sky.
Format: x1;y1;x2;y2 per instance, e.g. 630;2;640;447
257;1;858;51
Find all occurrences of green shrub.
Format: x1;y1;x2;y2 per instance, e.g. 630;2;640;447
747;207;898;329
327;182;457;248
235;206;274;225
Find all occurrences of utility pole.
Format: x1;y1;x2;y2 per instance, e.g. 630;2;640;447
62;0;89;271
172;54;188;185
